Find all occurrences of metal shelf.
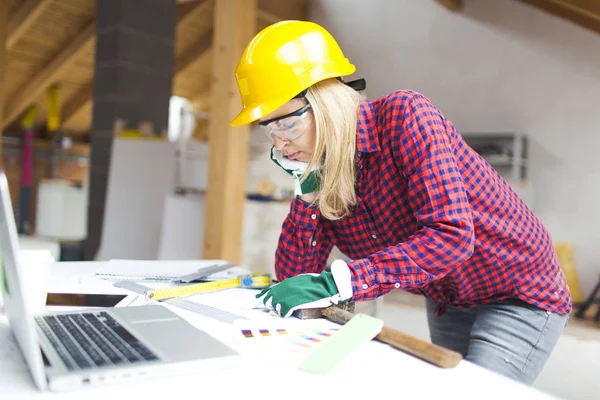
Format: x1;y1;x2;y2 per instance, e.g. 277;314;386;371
461;132;532;209
461;132;528;182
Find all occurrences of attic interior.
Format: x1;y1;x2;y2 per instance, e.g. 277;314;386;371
0;0;306;232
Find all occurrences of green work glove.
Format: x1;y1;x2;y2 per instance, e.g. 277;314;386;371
270;146;321;196
256;260;353;318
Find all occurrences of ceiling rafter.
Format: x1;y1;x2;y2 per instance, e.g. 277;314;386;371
0;1;8;137
257;9;282;25
2;20;96;129
519;0;600;35
177;0;206;22
61;84;93;130
175;32;213;75
434;0;462;11
6;0;53;50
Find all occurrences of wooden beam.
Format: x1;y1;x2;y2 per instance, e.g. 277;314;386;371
175;32;213;75
0;0;8;165
186;0;292;27
62;83;93;128
3;21;95;129
435;0;462;11
257;9;281;25
177;0;206;22
192;118;209;141
203;0;256;263
258;0;306;21
519;0;600;35
191;92;210;111
554;0;600;17
7;0;52;50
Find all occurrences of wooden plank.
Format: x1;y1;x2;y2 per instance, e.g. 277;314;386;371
257;9;281;25
0;0;8;163
435;0;462;11
50;0;96;17
194;92;210;106
25;10;89;46
175;0;213;56
519;0;600;34
258;0;305;21
62;101;92;132
203;0;256;263
3;70;31;104
8;40;56;63
178;0;207;22
2;20;95;128
559;0;600;16
6;0;53;50
62;83;92;128
176;32;213;75
192;118;209;141
523;0;600;21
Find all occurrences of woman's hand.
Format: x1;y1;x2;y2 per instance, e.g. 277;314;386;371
256;260;353;317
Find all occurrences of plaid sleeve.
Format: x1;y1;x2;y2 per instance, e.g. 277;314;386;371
348;93;475;300
274;198;334;281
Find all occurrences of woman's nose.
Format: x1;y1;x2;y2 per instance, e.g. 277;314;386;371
273;136;288;151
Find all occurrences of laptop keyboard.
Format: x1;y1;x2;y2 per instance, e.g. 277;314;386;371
35;312;159;371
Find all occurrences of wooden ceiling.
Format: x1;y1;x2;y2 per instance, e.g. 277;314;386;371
2;0;307;137
6;0;596;140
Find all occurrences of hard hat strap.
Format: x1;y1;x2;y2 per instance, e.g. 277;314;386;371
292;78;366;101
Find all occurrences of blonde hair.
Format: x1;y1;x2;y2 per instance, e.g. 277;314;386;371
304;79;363;220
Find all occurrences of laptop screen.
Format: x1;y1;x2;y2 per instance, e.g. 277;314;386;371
0;171;47;390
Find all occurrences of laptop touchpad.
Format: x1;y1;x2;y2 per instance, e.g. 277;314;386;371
111;305;239;362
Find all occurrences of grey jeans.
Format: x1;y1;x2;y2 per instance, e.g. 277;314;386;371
426;298;569;385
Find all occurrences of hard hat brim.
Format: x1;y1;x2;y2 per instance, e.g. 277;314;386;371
230;105;266;127
230;68;356;127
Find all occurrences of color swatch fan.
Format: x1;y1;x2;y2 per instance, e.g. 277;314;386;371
232;320;340;362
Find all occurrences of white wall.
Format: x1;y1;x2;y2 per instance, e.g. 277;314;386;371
307;0;600;296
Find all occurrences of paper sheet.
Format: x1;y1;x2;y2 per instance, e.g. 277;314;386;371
95;259;247;281
47;275;130;295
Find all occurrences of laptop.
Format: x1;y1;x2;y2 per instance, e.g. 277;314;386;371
0;171;240;392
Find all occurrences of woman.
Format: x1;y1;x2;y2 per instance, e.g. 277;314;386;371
230;20;571;384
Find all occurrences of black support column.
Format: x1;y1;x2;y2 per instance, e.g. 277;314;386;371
85;0;176;260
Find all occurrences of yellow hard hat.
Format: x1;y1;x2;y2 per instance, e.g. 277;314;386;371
230;20;356;127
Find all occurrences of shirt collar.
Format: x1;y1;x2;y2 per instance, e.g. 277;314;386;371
356;99;380;153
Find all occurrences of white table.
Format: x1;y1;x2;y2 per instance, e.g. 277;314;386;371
0;262;560;399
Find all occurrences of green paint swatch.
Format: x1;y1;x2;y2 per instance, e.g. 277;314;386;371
1;253;9;296
298;313;383;375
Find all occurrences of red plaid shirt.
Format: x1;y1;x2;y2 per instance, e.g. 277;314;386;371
275;90;572;315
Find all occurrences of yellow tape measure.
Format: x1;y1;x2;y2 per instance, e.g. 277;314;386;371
145;273;271;301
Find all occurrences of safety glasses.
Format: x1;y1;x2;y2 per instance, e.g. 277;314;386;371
258;103;312;142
